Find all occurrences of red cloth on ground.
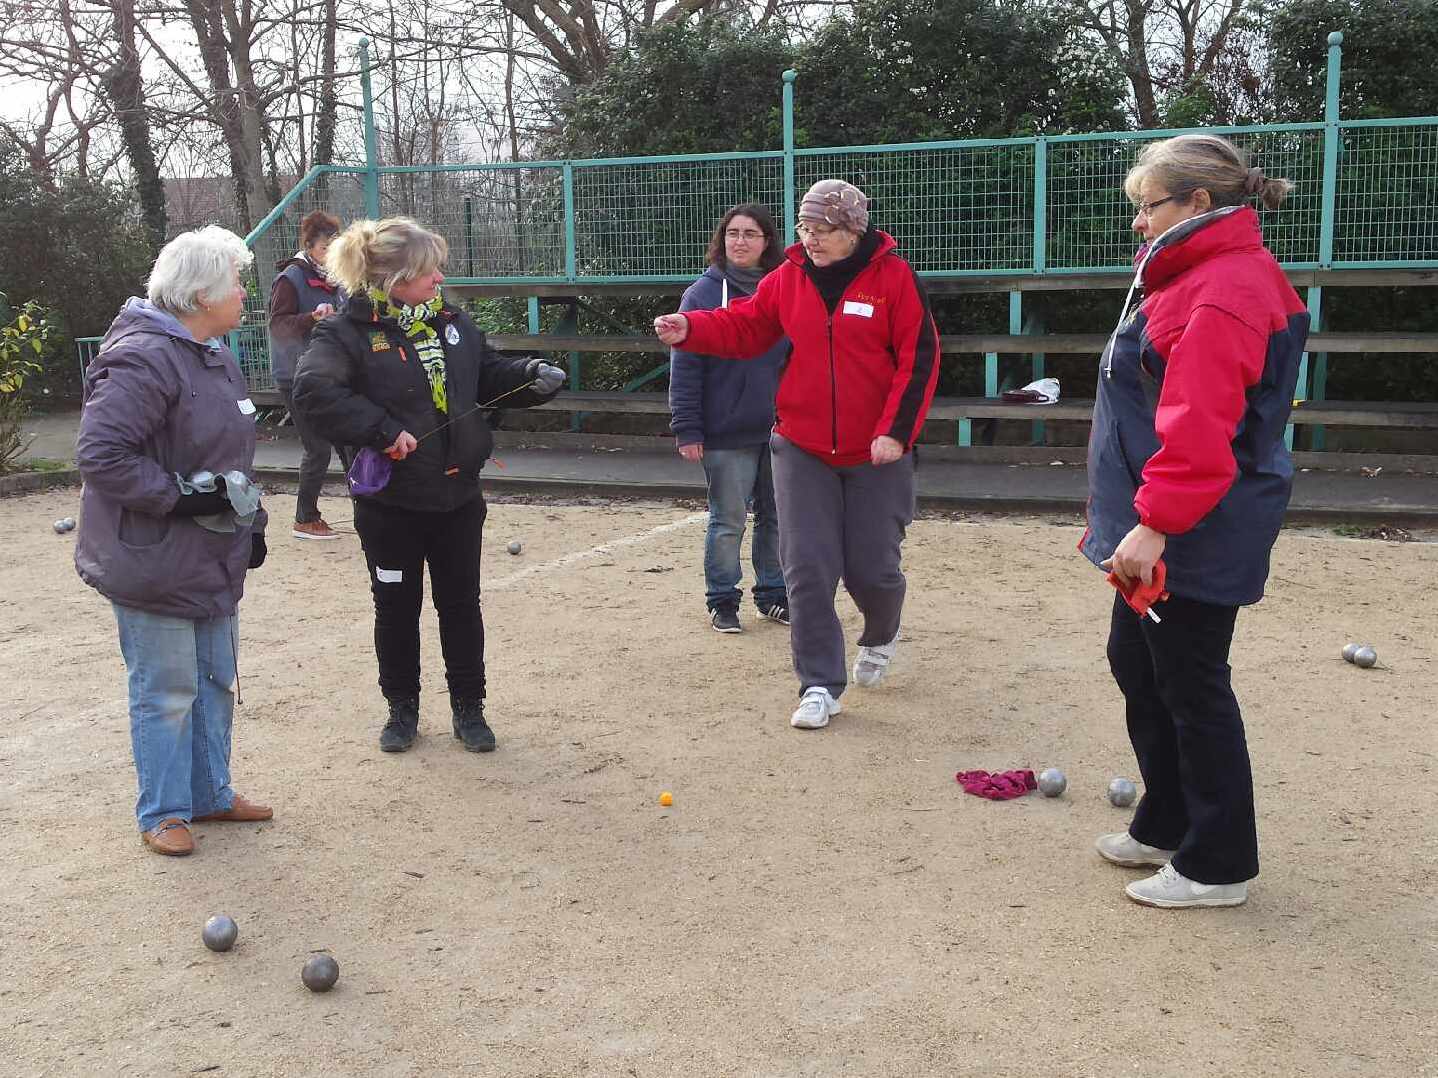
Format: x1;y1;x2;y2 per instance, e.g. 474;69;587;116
956;769;1037;800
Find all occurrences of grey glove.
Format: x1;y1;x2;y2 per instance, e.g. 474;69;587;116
525;359;566;395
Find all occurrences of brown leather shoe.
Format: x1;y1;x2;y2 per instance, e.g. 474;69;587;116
293;519;338;540
142;818;195;856
194;794;273;822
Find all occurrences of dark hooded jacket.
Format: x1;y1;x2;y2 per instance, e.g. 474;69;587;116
74;298;267;620
292;292;557;513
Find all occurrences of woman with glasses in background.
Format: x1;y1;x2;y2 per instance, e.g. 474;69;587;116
655;179;940;732
668;203;790;635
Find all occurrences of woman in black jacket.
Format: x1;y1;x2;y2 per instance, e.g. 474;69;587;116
293;217;564;754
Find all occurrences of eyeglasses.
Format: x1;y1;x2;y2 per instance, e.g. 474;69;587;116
795;222;841;240
724;228;765;241
1136;193;1187;218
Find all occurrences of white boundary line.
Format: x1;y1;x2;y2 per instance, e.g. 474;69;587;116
485;511;708;591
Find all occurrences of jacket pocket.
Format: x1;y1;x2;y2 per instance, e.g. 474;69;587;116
118;508;171;548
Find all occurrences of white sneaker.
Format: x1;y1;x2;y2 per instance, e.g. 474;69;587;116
790;687;841;730
852;631;899;688
1125;863;1248;909
1095;831;1177;868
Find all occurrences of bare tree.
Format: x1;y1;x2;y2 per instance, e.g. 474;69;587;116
1065;0;1253;128
100;0;166;243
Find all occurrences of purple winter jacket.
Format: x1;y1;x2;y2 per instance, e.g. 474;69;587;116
74;299;267;619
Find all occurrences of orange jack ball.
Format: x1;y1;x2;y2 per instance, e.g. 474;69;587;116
658;791;673;807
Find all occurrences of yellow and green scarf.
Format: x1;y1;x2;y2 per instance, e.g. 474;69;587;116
369;287;447;414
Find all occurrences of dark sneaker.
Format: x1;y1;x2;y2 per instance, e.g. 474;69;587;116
452;699;496;753
711;608;742;634
758;601;790;625
379;696;420;752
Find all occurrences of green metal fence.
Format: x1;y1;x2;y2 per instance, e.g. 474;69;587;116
79;31;1438;408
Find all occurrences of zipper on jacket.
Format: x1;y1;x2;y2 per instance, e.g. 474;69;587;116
826;315;838;454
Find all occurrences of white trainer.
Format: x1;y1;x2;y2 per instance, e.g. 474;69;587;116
790;687;841;730
852;631;899;688
1125;863;1248;909
1095;831;1177;868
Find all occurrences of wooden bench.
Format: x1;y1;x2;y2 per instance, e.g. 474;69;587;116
530;392;1438;429
489;332;1438;356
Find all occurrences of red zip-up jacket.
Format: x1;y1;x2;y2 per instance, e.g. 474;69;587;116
1081;205;1309;605
681;231;940;466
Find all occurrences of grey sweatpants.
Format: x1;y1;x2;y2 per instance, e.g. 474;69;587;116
769;433;915;699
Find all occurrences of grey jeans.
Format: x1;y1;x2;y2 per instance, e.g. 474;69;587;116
280;382;335;523
769;433;915;698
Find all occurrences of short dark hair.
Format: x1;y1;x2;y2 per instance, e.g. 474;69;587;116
706;203;784;272
299;210;342;250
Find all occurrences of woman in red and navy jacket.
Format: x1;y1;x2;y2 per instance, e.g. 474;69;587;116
1084;135;1309;910
655;179;940;732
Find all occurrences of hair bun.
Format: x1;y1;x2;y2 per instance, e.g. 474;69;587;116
1244;167;1266;196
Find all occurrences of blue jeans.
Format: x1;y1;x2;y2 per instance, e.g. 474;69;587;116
701;444;786;612
112;603;238;831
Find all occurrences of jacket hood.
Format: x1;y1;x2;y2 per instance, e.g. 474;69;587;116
1138;205;1259;290
104;297;221;352
784;228;897;268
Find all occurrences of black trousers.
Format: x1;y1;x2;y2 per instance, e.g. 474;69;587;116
280;383;335;523
1106;592;1259;884
353;495;487;704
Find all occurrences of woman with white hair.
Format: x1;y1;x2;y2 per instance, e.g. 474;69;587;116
293;217;565;755
76;225;273;857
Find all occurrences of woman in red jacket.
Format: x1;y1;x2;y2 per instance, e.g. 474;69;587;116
1084;134;1309;909
655;179;940;731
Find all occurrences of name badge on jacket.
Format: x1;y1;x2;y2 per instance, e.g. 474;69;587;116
842;300;875;318
237;397;256;415
445;323;461;345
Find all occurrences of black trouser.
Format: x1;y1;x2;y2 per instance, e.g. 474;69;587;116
280;382;335;524
353;495;487;704
1106;592;1258;884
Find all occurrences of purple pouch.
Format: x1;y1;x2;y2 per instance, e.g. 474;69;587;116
346;447;393;495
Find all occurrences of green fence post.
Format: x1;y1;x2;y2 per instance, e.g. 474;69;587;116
1318;31;1343;269
562;162;577;281
1305;285;1327;451
1032;137;1047;274
527;297;541;334
1026;311;1046;446
782;70;798;239
464;197;475;276
359;39;380;217
1302;30;1344;451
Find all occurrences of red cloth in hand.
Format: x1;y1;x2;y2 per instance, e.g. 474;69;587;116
1107;558;1169;618
956;769;1037;800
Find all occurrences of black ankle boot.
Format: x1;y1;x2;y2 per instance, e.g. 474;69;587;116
451;699;495;753
379;695;420;752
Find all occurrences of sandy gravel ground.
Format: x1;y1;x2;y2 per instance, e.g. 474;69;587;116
1;488;1435;1078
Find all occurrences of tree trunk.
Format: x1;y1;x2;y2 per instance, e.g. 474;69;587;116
99;1;164;242
183;0;272;232
311;0;338;200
